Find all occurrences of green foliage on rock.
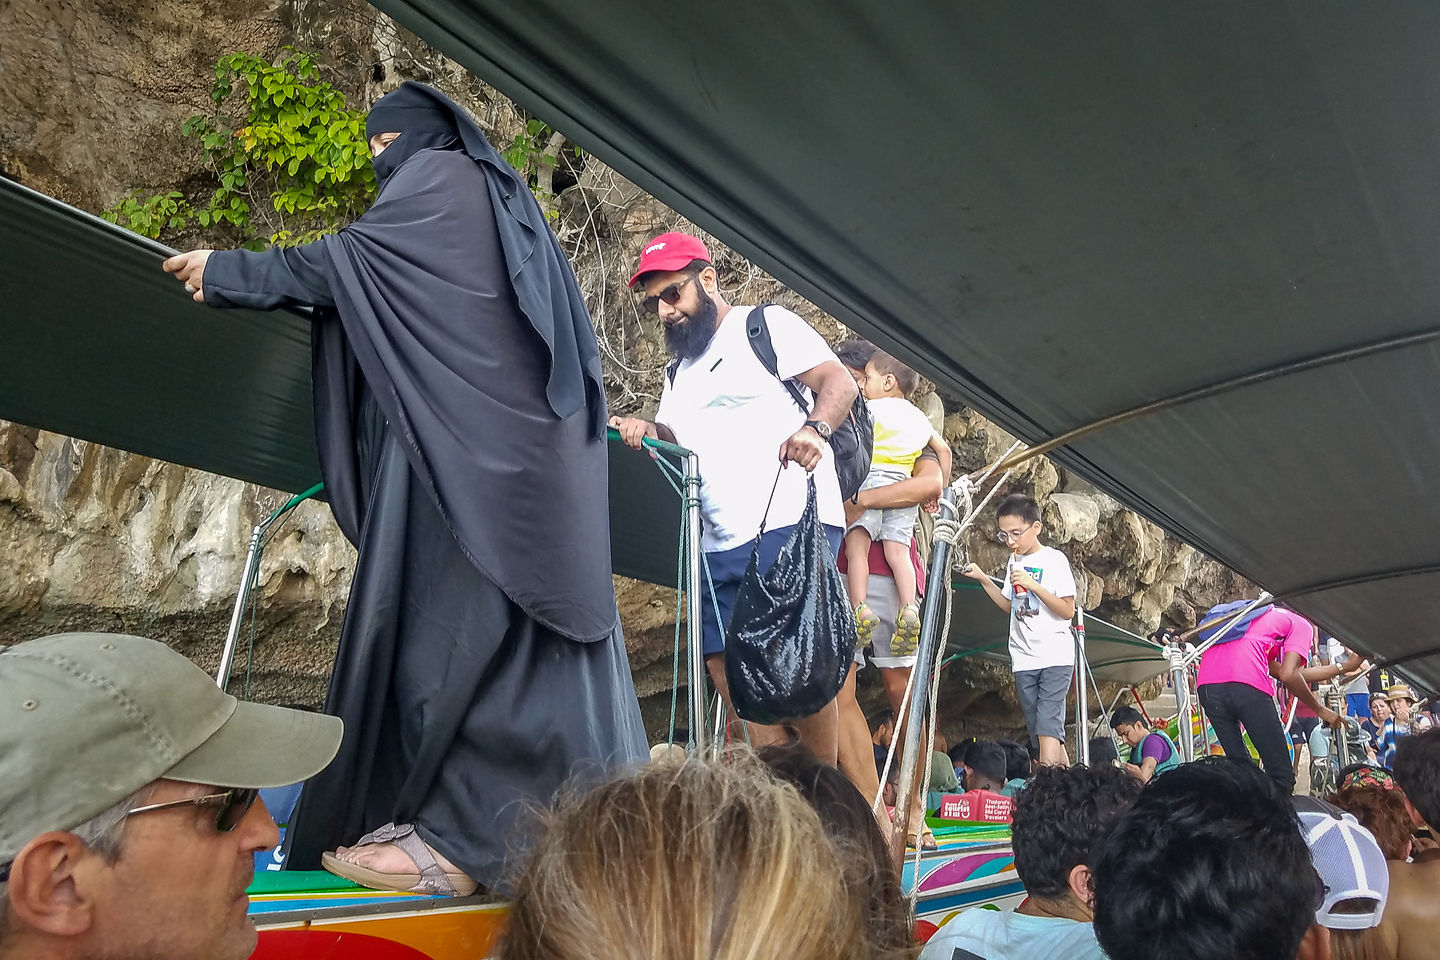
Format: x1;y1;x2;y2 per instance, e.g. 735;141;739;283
103;49;375;248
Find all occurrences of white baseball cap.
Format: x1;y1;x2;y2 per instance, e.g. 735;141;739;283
1297;803;1390;930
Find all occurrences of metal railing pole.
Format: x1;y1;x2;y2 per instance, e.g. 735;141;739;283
1075;607;1090;765
893;492;960;862
216;524;262;689
1168;642;1196;763
684;453;706;757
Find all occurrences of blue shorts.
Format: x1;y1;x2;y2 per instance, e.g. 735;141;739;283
1347;692;1372;717
700;523;844;656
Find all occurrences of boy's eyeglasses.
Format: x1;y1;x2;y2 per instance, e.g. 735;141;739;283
641;275;699;314
124;787;260;834
995;524;1036;543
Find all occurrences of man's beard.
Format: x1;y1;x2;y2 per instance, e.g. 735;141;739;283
664;289;719;361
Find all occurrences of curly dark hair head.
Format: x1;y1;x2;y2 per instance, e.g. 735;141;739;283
1393;727;1440;828
1092;757;1316;960
1010;763;1141;899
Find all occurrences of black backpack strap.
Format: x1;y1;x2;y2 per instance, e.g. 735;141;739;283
746;305;810;413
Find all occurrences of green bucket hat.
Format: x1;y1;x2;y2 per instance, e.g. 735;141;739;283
0;632;343;863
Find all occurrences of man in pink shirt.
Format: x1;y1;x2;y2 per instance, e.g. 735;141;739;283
1197;607;1344;794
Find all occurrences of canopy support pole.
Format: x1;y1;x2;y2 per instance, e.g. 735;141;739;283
994;326;1440;475
892;491;958;872
684;452;707;757
891;441;1019;883
1099;687;1130;730
215;483;324;690
1074;607;1090;765
1166;640;1197;764
217;524;263;689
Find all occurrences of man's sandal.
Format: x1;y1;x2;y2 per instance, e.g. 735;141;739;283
890;603;922;657
854;602;880;643
906;827;939;851
321;822;478;896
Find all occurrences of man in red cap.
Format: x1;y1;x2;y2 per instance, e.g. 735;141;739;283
612;232;859;762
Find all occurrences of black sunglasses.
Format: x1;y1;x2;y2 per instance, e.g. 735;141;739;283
641;274;700;314
123;786;260;834
0;788;259;882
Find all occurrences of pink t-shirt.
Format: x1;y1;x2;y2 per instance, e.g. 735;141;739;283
1196;608;1316;696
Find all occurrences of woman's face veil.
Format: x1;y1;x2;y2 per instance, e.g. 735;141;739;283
365;86;461;190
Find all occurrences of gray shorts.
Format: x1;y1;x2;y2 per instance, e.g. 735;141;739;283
848;467;920;545
853;574;918;670
1015;665;1073;741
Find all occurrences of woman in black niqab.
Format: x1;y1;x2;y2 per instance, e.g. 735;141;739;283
174;82;647;894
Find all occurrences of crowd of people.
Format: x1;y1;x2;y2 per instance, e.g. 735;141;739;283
7;630;1435;960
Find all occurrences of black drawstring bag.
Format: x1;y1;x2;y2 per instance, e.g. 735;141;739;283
725;474;856;725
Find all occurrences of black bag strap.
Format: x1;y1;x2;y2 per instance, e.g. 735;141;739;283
753;467;818;544
756;464;786;540
747;305;811;414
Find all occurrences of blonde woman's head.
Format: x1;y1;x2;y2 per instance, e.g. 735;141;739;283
500;751;875;960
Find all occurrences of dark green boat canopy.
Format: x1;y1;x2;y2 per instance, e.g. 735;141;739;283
6;3;1440;689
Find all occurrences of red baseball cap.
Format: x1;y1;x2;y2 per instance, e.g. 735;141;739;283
628;232;712;287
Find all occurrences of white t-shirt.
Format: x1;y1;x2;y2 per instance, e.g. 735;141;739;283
656;305;843;553
1001;546;1078;671
919;909;1107;960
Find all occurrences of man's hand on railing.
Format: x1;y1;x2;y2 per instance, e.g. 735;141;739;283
610;416;657;450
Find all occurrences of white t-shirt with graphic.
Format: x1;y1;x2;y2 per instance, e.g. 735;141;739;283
1001;546;1078;671
656;305;843;553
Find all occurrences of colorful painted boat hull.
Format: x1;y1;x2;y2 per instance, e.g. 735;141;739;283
903;829;1024;940
249;876;507;960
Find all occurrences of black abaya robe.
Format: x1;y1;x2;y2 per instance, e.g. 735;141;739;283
203;133;646;891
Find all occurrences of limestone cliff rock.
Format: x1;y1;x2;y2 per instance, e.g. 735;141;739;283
0;0;1251;742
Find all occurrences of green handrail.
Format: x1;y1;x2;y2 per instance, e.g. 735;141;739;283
606;426;694;460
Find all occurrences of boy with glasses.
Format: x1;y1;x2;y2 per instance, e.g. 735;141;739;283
962;494;1077;765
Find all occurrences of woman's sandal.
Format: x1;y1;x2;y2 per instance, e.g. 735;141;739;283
854;602;880;643
321;822;478;897
890;602;922;657
906;827;939;852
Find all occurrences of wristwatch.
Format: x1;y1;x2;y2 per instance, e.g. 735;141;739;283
803;419;832;441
